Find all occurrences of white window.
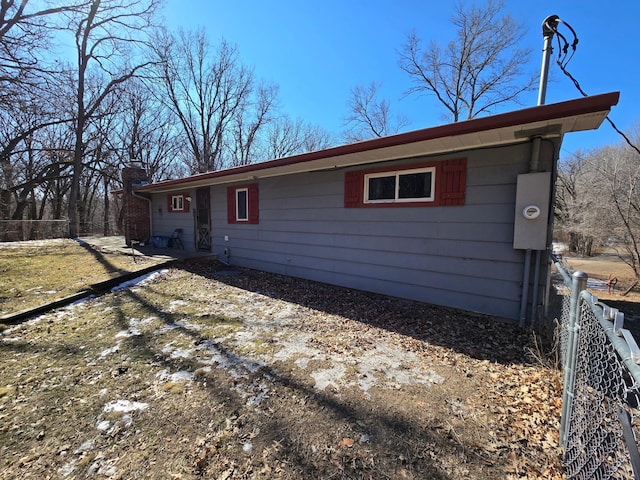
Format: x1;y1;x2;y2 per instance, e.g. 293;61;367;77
364;167;435;203
171;195;184;211
236;188;248;221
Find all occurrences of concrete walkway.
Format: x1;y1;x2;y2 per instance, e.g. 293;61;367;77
78;236;215;261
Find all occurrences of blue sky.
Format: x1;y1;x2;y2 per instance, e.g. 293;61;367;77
161;0;639;159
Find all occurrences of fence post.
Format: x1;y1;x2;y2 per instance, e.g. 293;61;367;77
559;270;588;449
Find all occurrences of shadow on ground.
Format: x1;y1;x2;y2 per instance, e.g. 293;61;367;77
176;258;543;367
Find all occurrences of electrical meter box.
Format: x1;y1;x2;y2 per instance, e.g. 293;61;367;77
513;172;552;250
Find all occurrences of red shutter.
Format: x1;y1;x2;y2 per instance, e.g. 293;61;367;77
344;171;364;208
437;159;466;206
248;183;259;224
167;194;174;212
226;187;236;223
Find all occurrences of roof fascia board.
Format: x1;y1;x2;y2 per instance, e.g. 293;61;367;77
137;92;619;193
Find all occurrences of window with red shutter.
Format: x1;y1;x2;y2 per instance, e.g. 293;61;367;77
227;184;259;224
167;192;191;212
344;158;466;208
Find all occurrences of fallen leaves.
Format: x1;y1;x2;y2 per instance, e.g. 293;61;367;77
0;257;568;479
338;437;355;448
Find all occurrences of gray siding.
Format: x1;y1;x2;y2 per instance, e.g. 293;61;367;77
150;191;196;249
205;142;542;320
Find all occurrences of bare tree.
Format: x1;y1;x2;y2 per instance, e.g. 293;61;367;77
264;116;333;159
591;146;640;280
343;82;410;142
114;78;183;182
153;29;262;174
64;0;159;238
0;1;87;106
557;143;640;281
556;151;604;256
398;0;535;122
225;81;279;167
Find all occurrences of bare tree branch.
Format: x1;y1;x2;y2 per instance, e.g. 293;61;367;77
398;0;536;122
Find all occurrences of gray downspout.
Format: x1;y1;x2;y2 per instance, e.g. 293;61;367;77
520;15;558;327
519;136;543;328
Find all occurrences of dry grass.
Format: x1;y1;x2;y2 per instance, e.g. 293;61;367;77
0;240;567;479
0;239;168;317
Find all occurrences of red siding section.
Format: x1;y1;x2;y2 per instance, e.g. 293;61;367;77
344;171;364;208
436;158;466;206
248;183;259;224
226;187;236;223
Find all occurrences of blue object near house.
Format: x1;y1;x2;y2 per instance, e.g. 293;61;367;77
151;236;170;248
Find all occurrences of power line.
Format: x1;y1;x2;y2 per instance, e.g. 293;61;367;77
545;17;640;157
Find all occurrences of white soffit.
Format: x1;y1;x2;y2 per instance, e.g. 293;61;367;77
139;104;612;193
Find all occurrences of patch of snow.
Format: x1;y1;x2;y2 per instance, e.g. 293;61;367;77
115;328;141;338
110;270;168;292
100;342;121;357
156;369;194;383
273;332;323;367
354;343;444;390
103;399;149;413
129;316;156;328
120;414;133;429
195;339;265;375
243;442;253;453
58;459;77;477
311;364;346;391
96;420;110;431
168;299;186;311
170;348;192;359
158;322;182;333
74;439;94;454
0;335;21;342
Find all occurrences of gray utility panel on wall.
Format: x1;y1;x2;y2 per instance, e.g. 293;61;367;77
512;172;552;250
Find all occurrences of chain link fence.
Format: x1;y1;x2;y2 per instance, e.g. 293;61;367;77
0;220;112;241
554;253;640;479
0;220;69;241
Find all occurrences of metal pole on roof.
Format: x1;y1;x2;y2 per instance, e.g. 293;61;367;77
520;15;560;328
538;15;560;106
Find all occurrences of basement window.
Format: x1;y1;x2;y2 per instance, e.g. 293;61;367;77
365;167;435;203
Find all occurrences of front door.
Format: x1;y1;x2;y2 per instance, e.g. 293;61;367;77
195;187;211;251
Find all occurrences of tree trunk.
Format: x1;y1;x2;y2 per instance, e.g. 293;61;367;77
103;172;110;236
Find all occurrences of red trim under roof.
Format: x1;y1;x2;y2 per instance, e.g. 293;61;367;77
136;92;619;192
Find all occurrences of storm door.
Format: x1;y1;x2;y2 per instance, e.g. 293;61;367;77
195;187;211;251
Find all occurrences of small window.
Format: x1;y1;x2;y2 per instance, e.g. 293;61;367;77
167;192;190;213
365;167;435;203
171;195;184;211
227;184;259;224
236;188;248;221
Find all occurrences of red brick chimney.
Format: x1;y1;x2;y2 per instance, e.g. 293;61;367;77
121;162;150;246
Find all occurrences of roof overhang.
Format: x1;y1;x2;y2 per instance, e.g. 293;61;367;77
136;92;619;194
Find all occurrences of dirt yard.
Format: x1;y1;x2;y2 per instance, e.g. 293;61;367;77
561;249;640;334
0;241;572;479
